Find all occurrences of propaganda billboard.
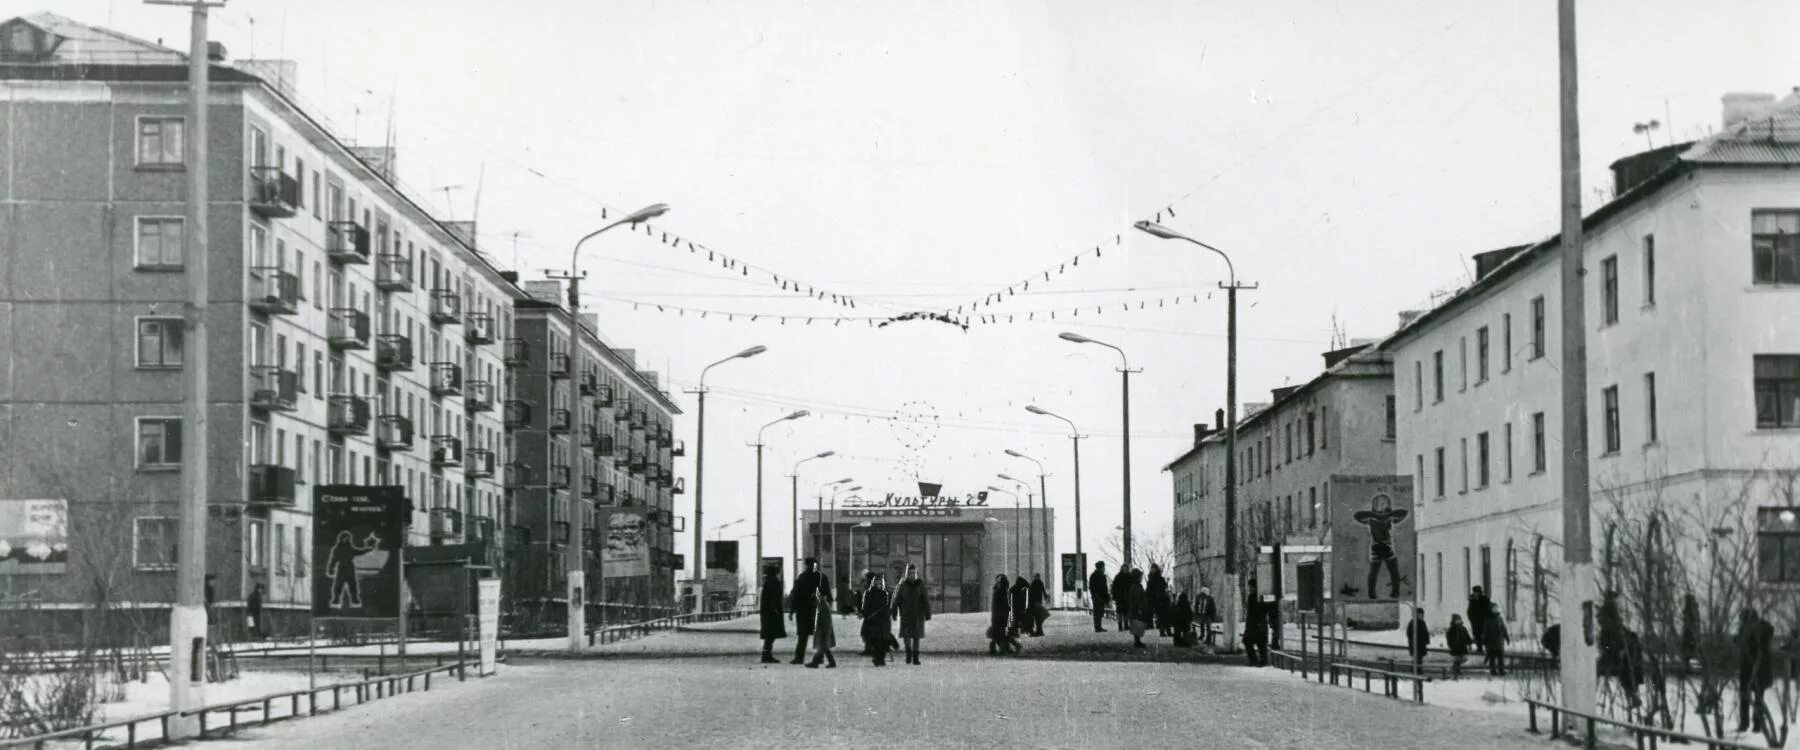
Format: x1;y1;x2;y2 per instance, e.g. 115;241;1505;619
312;485;408;618
1060;552;1088;593
1329;475;1416;603
601;508;649;578
0;499;68;574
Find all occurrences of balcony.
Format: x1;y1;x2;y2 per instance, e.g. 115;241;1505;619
327;394;371;435
465;312;494;345
248;166;299;218
503;462;530;489
548;408;572;433
659;427;674;448
327;308;370;350
672;477;686;495
596;482;616;505
466;448;495;479
325;221;371;264
548;352;571;379
429;435;462;467
613;406;631;424
429;362;462;398
502;338;528;368
547;464;571;490
248;366;298;411
376;414;413;452
247;267;300;315
375;334;413;372
594;435;616;457
429;289;461;325
580;475;601;499
628;408;646;431
465;380;495;412
375;253;412;292
578;372;600;397
582;526;602;552
468;515;496;544
429;507;463;542
503;400;531;430
628;450;647;475
248;464;296;506
578;422;600;449
672;439;686;458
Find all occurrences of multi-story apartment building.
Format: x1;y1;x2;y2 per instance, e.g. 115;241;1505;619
506;282;682;627
1385;93;1800;636
1168;343;1404;623
0;12;522;637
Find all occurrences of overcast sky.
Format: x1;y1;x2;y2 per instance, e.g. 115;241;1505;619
12;0;1799;577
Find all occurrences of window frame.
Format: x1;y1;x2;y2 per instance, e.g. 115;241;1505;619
1642;234;1656;306
1751;209;1800;285
1601;254;1620;325
1754;354;1800;429
1477;431;1491;488
1530;296;1546;360
1433;350;1445;403
1757;507;1800;584
134;115;185;168
1475;326;1490;383
134;316;185;369
1602;385;1621;454
1502;313;1513;373
1644;371;1658;443
1532;412;1547;474
135;416;182;470
132;516;180;571
133;215;185;270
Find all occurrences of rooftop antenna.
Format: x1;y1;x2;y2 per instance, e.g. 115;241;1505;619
434;185;462;222
1632;120;1661;150
471;162;486;230
508;231;531;271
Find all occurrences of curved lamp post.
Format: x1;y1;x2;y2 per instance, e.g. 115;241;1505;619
692;345;768;612
1005;449;1053;585
1026;405;1086;599
790;451;835;579
751;409;809;595
1058;332;1136;571
986;486;1021;574
997;473;1036;577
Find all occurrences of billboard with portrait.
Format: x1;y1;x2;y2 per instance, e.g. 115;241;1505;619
0;499;68;574
1329;475;1416;603
602;508;649;578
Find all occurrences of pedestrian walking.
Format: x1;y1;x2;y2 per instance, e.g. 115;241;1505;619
788;558;823;664
1127;568;1151;649
1242;580;1269;667
989;575;1015;655
1446;614;1473;678
893;564;931;666
857;572;876;654
860;574;895;667
1170;592;1195;647
806;578;837;669
1009;576;1030;640
1110;567;1130;631
1027;573;1048;637
1405;607;1431;671
1483;601;1509;676
246;584;265;641
1147;564;1171;637
1541;623;1562;661
1735;607;1775;734
1466;586;1491;655
758;565;787;664
1088;562;1111;633
1195;586;1218;648
838;576;855;616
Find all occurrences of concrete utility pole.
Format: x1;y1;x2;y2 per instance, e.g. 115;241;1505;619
145;0;219;736
691;345;769;611
1557;0;1598;725
1024;407;1084;600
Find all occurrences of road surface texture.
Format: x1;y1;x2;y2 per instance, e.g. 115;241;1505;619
234;613;1547;749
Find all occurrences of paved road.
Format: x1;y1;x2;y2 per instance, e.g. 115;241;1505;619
234;613;1547;749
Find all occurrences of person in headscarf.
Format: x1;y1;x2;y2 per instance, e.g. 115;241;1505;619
1170;591;1195;647
859;573;895;666
1027;573;1048;637
1127;568;1151;649
1009;576;1030;641
988;575;1014;655
1147;564;1171;637
757;565;787;664
892;564;931;665
805;577;837;669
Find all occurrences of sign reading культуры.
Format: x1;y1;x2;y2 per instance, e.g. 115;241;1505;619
312;485;408;618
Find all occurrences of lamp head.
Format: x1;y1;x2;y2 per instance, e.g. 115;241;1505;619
986;485;1004;492
847;485;862;492
1004;449;1026;458
734;345;768;359
856;521;872;528
997;473;1019;482
1133;220;1185;240
813;451;836;459
1058;332;1092;344
1025;405;1049;415
786;409;810;421
624;203;671;224
832;477;854;485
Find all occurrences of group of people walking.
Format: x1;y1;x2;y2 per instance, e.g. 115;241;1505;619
758;559;933;668
1405;585;1511;677
986;573;1051;654
1086;561;1217;651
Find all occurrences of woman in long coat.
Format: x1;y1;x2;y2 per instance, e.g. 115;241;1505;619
1147;565;1171;636
1009;576;1030;638
988;575;1014;655
859;575;895;666
758;568;786;664
892;565;931;666
806;579;837;669
1127;569;1151;649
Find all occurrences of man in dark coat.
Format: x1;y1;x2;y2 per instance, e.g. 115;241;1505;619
758;566;786;664
1242;580;1268;666
788;559;823;664
1446;614;1473;678
859;575;894;666
1111;567;1131;631
1405;607;1431;670
1009;577;1030;639
246;584;265;640
1027;573;1047;637
1736;607;1776;733
1147;565;1171;636
892;565;931;665
989;575;1015;655
1088;562;1111;633
1466;586;1490;655
1195;587;1218;647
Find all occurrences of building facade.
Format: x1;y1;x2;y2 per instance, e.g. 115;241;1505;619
1385;93;1800;635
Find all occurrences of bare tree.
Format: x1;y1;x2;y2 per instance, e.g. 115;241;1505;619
1098;524;1173;573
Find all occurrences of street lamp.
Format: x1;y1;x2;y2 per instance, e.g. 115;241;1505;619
819;479;856;585
982;517;1008;581
1134;219;1253;654
997;472;1037;578
987;486;1021;574
751;409;809;593
692;345;768;612
1026;405;1086;600
551;202;670;649
1058;332;1137;572
1006;449;1053;586
848;521;873;582
790;451;835;579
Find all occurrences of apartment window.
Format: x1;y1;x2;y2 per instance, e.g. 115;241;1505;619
1532;412;1547;473
1459;438;1469;493
1435;552;1444;603
1321;405;1329;448
1384;396;1397;439
1415;455;1425;504
1434;447;1446;498
135;318;184;368
1644;372;1658;443
135;116;184;166
311;440;322;484
1433;350;1445;402
1530;296;1546;359
1755;355;1800;428
134;217;184;269
247;519;267;570
1309;486;1318;528
311;170;322;218
1504;422;1515;481
1414;361;1424;411
1459;337;1468;391
1285;423;1294;463
1306;412;1316;456
136;417;181;468
1602;385;1621;454
1601;255;1619;325
295;434;306;480
1475;326;1490;383
1502;314;1513;373
313;351;324;397
1476;431;1491;488
1642;235;1656;305
295;527;308;576
1759;507;1800;583
1751;209;1800;285
133;517;178;570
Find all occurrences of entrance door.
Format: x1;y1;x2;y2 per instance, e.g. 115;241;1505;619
1296;562;1323;612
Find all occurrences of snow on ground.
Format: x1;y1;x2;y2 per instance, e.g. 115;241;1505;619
23;669;340;748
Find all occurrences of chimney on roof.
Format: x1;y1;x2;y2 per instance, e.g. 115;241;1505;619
444;221;478;249
232;59;296;98
1193;423;1213;446
1215;409;1225;431
499;271;519;284
522;280;562;307
206;41;226;62
1397;310;1425;330
1723;92;1777;130
350;146;397;182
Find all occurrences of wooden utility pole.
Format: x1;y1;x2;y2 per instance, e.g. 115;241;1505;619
144;0;223;738
1557;0;1599;725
